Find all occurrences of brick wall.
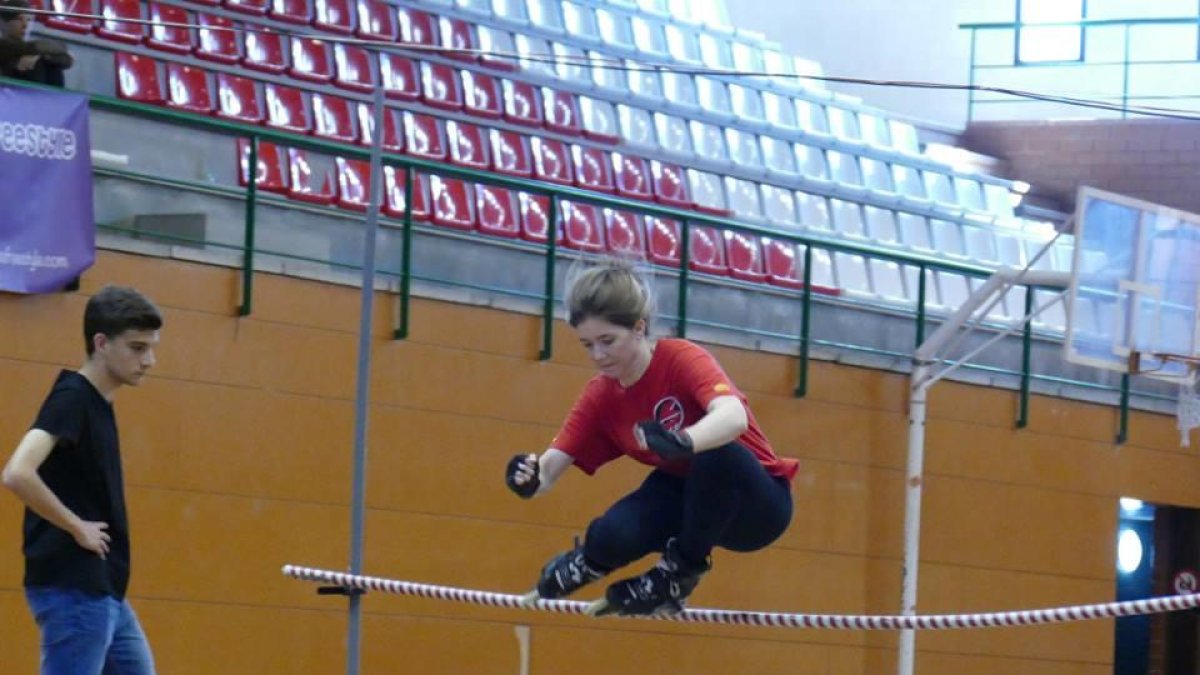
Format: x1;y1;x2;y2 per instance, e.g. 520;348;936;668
963;119;1200;215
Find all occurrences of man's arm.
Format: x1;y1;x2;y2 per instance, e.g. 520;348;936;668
2;429;110;558
0;36;39;61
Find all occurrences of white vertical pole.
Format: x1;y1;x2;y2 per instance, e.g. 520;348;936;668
897;362;931;675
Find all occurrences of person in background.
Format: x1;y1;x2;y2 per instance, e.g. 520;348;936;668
0;0;73;87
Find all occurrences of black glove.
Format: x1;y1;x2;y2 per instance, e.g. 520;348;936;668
506;454;540;499
636;421;694;460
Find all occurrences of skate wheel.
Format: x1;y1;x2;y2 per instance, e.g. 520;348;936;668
585;598;614;617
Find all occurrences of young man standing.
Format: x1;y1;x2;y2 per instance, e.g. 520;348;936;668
2;285;163;675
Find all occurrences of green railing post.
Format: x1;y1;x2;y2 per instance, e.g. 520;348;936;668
967;28;978;123
394;168;414;340
915;263;927;348
795;244;814;398
238;134;258;316
539;196;558;361
1121;24;1131;119
1017;289;1034;429
1116;372;1131;444
676;219;691;338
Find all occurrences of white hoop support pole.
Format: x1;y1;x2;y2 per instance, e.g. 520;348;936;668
283;564;1200;630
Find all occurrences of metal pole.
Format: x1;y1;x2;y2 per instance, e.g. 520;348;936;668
795;244;813;398
238;135;258;316
897;362;931;675
676;219;691;338
1017;289;1034;428
346;81;387;675
538;196;558;361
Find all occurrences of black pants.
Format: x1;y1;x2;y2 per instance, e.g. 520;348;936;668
582;442;793;570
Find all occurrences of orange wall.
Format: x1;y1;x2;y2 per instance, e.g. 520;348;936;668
1;250;1195;674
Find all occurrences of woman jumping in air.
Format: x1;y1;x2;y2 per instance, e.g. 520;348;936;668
506;260;798;616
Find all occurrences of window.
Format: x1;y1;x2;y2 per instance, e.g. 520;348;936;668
1016;0;1085;63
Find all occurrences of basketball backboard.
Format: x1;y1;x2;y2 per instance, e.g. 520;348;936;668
1065;186;1200;382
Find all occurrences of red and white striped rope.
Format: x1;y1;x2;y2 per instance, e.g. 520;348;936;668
283;564;1200;630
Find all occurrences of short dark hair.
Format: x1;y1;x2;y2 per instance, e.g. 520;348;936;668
0;0;33;22
83;285;163;356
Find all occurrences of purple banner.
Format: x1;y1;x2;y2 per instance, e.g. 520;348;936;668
0;86;94;294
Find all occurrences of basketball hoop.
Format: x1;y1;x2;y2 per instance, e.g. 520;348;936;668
1131;352;1200;447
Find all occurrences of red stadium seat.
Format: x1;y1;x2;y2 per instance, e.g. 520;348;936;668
518;193;549;242
357;103;404;152
356;0;396;40
440;17;477;62
447;121;490;170
690;225;729;275
115;53;162;104
216;73;264;123
264;84;311;134
145;2;192;53
724;231;767;283
237;138;287;193
45;0;96;32
313;0;355;34
430;177;476;231
502;81;543;127
196;14;240;64
383;167;431;221
531;137;572;186
519;192;551;243
165;63;212;113
544;88;582;136
476;185;520;238
244;29;287;74
761;239;802;290
613;153;652;200
644;218;727;274
560;201;605;252
604;209;646;257
225;0;268;15
333;43;374;92
420;62;464;111
268;0;310;24
489;130;532;177
761;239;841;294
335;157;372;211
650;161;691;208
96;0;143;43
286;148;335;204
645;216;680;268
403;112;446;161
380;53;419;101
312;93;356;144
462;71;502;119
290;36;333;83
571;146;615;193
396;7;436;46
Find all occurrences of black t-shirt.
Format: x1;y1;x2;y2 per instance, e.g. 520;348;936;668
23;370;131;599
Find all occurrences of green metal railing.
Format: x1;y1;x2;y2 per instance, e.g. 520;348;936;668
959;16;1200;121
9;77;1170;440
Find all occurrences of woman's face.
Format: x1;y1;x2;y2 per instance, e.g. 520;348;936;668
574;316;647;382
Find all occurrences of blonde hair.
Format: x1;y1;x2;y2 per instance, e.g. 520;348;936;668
565;259;654;330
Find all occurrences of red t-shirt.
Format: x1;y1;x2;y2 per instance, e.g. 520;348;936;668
552;339;799;481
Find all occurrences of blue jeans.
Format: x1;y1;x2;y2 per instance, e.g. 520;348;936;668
583;442;793;569
24;587;156;675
